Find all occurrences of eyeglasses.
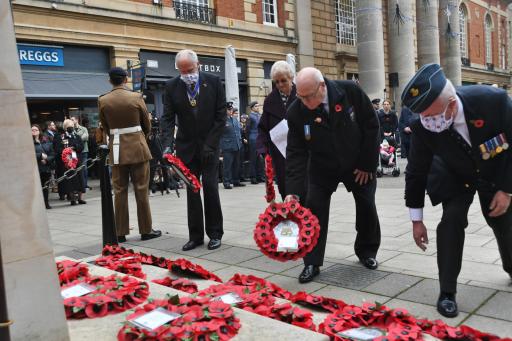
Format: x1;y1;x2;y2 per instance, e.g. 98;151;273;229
274;78;289;84
297;83;321;101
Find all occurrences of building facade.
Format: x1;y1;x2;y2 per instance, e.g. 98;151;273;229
11;0;512;126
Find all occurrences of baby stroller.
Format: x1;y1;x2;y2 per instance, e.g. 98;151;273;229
377;138;400;177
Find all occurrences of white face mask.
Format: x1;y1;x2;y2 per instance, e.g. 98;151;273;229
180;72;199;85
420;107;454;133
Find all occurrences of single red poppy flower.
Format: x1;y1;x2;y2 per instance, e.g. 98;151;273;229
335;104;343;112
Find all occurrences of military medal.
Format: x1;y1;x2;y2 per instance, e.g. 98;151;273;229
304;125;311;141
187;79;200;108
480;133;509;160
190;99;197;107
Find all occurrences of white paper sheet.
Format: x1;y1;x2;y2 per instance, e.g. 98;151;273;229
130;308;181;330
270;119;289;158
212;293;243;305
61;283;94;299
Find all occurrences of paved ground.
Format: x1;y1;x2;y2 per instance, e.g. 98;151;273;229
47;158;512;337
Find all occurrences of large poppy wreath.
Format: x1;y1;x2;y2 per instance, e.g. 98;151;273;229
61;147;78;170
62;275;149;319
163;153;202;193
95;254;146;279
57;260;90;285
117;295;241;341
253;201;321;262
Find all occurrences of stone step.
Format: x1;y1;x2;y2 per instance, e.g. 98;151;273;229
57;256;329;341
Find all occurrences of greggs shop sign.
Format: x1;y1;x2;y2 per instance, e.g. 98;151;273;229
17;44;64;67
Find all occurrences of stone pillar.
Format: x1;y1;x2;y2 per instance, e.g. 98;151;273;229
438;0;462;85
416;0;441;65
112;46;140;88
355;0;386;101
0;2;70;340
247;59;267;108
387;0;416;111
295;0;315;67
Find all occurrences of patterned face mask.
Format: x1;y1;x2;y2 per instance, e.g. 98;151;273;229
180;73;199;85
420;102;454;133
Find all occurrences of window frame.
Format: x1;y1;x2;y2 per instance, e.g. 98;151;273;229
459;5;468;60
485;14;493;65
262;0;278;27
335;0;357;46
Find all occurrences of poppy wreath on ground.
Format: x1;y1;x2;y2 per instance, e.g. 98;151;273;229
264;154;276;203
169;258;223;283
117;295;241;341
290;291;347;313
95;254;147;279
57;260;90;285
103;245;170;270
416;318;504;341
152;277;199;294
163;153;202;193
227;274;292;300
61;147;78;169
319;303;426;341
198;283;276;311
268;303;316;331
62;275;149;319
253;201;321;262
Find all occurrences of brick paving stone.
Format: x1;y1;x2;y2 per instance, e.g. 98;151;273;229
463;315;512;338
312;285;390;306
200;246;261;265
266;274;328;294
363;273;422;297
475;292;512;321
237;255;303;274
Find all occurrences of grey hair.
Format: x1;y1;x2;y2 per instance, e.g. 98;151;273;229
270;60;294;80
438;79;456;101
175;49;199;68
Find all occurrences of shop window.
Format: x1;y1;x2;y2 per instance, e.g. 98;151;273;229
335;0;357;46
263;0;278;26
459;5;468;60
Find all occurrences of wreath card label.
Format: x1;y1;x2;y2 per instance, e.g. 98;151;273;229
337;327;386;340
274;220;299;252
61;283;95;299
212;293;244;305
130;307;181;331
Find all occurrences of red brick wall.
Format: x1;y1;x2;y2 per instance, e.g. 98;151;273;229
214;0;245;20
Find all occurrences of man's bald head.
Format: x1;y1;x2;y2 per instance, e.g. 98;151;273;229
296;67;326;110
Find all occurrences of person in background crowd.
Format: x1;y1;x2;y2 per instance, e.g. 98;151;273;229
54;119;86;205
285;67;381;283
220;102;245;189
53;121;67;200
99;67;161;242
403;64;512;318
148;116;171;195
257;60;297;200
239;113;249;182
71;116;90;190
32;124;55;209
378;99;399;146
398;106;418;159
247;101;264;184
372;98;381;112
161;49;226;251
44;121;57;142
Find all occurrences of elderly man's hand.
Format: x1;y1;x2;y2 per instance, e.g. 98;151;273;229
353;169;373;185
412;221;429;251
284;195;299;203
489;190;511;217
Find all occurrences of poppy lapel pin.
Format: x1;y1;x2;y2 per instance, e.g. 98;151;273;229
335;104;343;112
470;119;485;128
314;117;322;124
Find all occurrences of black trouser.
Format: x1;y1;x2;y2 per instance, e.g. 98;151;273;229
438;191;512;293
149;163;170;192
186;152;223;242
222;149;240;185
40;172;51;206
249;137;264;180
304;177;381;266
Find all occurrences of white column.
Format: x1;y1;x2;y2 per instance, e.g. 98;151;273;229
355;0;386;100
416;0;441;65
439;0;462;85
295;0;315;67
0;2;70;340
387;0;416;111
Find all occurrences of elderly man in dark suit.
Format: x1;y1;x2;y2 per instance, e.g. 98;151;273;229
285;67;382;283
402;63;512;318
161;49;226;251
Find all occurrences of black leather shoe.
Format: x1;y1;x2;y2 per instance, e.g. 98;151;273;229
250;179;258;184
437;292;458;318
233;183;246;187
182;240;204;251
141;229;162;241
298;265;320;283
118;236;127;243
208;239;222;250
359;257;379;270
78;199;87;205
224;184;233;189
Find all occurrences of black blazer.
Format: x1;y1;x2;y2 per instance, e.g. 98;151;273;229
286;79;380;198
405;85;512;207
161;72;227;164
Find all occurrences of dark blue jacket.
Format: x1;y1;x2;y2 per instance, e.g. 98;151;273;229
405;85;512;207
220;116;242;152
248;112;260;140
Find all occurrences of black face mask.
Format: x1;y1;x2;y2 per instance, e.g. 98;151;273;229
66;127;74;134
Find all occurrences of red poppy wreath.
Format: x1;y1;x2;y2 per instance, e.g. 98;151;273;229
117;295;241;341
264;154;276;203
152;277;199;294
57;260;90;285
163;153;202;193
95;254;146;279
62;275;149;319
253;201;321;262
61;147;78;169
